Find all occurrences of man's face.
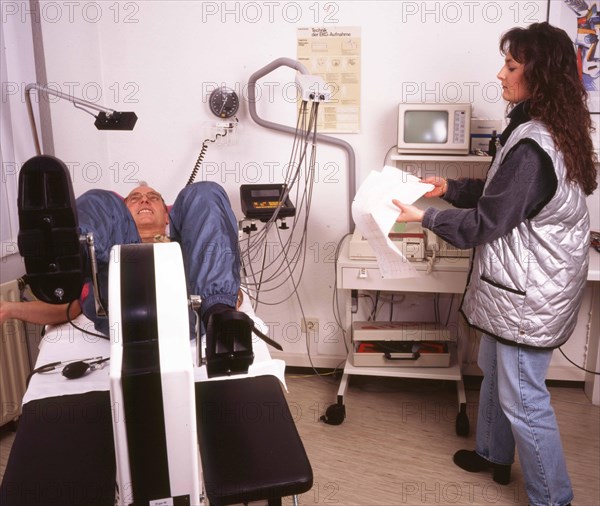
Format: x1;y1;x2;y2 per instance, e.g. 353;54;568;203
125;186;169;234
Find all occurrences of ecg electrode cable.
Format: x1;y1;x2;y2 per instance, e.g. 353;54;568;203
66;299;109;340
241;100;319;305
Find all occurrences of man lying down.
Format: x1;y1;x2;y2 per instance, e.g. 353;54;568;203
0;159;266;362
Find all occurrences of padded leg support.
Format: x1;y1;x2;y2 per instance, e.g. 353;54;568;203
196;375;313;506
17;155;83;303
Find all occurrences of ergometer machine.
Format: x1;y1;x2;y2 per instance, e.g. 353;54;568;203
17;155;312;506
109;242;201;506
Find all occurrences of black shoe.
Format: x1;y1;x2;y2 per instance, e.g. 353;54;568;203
453;450;511;485
17;155;83;304
205;308;255;378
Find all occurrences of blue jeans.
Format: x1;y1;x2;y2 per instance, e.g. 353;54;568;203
476;334;573;506
77;182;240;336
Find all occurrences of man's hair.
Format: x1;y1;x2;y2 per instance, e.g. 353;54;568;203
500;22;597;195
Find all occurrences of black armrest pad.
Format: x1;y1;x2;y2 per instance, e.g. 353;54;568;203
0;392;115;506
196;375;313;505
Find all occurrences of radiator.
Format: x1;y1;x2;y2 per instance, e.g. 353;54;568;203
0;280;31;427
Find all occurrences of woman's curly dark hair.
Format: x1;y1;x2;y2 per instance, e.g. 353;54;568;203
500;22;597;196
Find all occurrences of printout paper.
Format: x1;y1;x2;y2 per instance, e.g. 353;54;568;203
351;166;434;278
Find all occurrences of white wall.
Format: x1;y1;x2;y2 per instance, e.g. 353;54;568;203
36;1;555;193
0;3;39;282
8;0;592;367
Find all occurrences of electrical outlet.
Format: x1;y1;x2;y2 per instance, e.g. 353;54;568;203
301;317;319;333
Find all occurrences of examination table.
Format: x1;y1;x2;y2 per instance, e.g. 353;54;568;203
0;304;312;506
4;155;312;505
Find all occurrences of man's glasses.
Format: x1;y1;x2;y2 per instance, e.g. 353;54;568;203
126;191;163;204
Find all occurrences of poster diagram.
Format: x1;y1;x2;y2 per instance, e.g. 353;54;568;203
297;26;361;132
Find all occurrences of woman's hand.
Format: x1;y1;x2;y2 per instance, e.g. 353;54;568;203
393;200;425;223
392;176;448;224
422;176;448;198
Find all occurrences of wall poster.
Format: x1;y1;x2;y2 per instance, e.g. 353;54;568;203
548;0;599;114
297;26;361;133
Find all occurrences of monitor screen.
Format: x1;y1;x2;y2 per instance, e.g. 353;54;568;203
404;111;449;144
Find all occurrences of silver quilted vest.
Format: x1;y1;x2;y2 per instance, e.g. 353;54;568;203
460;120;590;348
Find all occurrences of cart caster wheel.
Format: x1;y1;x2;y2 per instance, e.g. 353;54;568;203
320;402;346;425
455;404;470;436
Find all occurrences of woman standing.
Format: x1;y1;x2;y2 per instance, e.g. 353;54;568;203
394;22;597;506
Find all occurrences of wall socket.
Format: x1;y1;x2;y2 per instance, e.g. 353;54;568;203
301;317;319;333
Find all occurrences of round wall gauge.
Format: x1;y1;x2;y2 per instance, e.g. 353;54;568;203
209;87;239;118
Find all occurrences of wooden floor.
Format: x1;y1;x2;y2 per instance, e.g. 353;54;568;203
1;373;599;506
281;372;600;506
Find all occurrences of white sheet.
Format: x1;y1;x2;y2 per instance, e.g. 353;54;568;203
351;165;434;278
23;305;286;405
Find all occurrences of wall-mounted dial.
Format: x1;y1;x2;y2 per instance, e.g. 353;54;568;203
209;87;239;118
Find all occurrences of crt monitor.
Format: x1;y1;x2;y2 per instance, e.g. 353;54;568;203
397;103;471;155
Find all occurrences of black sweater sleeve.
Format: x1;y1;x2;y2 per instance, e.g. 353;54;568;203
443;178;485;209
421;140;558;250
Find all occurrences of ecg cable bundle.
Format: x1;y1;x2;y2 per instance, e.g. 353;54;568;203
240;99;319;311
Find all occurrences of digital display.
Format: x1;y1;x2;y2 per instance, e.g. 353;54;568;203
240;184;296;222
250;189;282;198
251;201;285;209
404;110;449;144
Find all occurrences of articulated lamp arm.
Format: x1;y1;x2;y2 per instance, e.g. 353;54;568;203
25;83;137;155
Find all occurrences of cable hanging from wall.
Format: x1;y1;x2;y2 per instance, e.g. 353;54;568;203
236;58;358;377
240;98;319;310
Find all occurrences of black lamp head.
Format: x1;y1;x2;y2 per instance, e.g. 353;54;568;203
94;111;138;130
